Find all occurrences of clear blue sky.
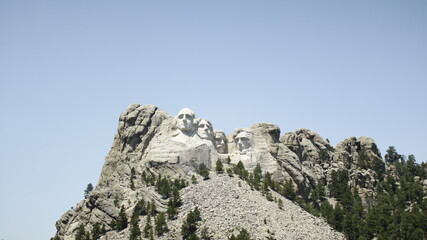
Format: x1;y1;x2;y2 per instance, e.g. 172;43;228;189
1;1;426;239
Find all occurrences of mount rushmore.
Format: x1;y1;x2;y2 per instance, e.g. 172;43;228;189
53;104;394;240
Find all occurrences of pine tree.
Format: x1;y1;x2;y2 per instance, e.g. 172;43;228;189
320;200;333;222
252;163;262;190
84;183;93;199
75;224;86;240
172;186;182;206
312;184;325;202
167;198;178;219
227;168;233;177
154;212;168;236
233;161;248;180
329;170;350;201
215;159;224;173
156;176;171;199
148;201;157;216
199;163;210;180
91;222;102;240
181;208;202;240
129;201;142;240
149;228;154;240
129;219;141;240
282;180;296;201
331;204;344;232
192;175;198;184
262;172;272;193
200;226;211;240
116;206;128;231
143;214;152;238
385;146;401;165
130;167;136;190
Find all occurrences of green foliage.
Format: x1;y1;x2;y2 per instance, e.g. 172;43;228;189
75;224;87;240
143;214;152;238
143;171;156;186
200;226;212;240
319;148;329;162
172;187;183;206
329;170;350;201
133;199;148;218
199;163;210;180
216;147;426;240
233;161;249;180
148;201;157;216
156;175;171;199
84;183;93;199
252;163;262;190
215;159;224;173
266;191;274;201
154;212;168;236
116;205;128;231
142;170;147;183
114;195;119;208
109;219;117;231
129;219;141;240
181;207;202;240
130;167;136;190
320;200;333;222
149;228;154;240
385;146;401;165
192;175;198;184
357;150;385;179
316;148;427;240
282;179;296;201
227;168;234;177
167;198;178;220
167;185;183;219
262;172;272;193
91;222;106;240
129;200;146;240
311;184;326;208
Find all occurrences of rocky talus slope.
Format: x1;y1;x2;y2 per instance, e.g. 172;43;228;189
176;173;343;240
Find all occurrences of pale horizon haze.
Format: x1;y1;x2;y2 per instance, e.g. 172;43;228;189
1;1;426;240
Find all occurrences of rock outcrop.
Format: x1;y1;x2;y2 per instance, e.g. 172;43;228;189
54;104;388;240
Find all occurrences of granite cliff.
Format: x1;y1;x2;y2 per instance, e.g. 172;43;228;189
53;104;425;240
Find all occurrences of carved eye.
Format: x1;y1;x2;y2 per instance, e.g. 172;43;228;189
178;114;184;119
199;124;205;128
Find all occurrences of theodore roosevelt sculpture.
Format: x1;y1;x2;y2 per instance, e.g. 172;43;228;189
213;130;228;154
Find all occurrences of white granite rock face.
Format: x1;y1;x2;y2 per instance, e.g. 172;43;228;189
53;104;384;240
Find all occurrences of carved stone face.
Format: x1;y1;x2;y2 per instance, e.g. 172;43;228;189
214;131;227;153
176;108;195;133
235;131;251;153
197;119;213;140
